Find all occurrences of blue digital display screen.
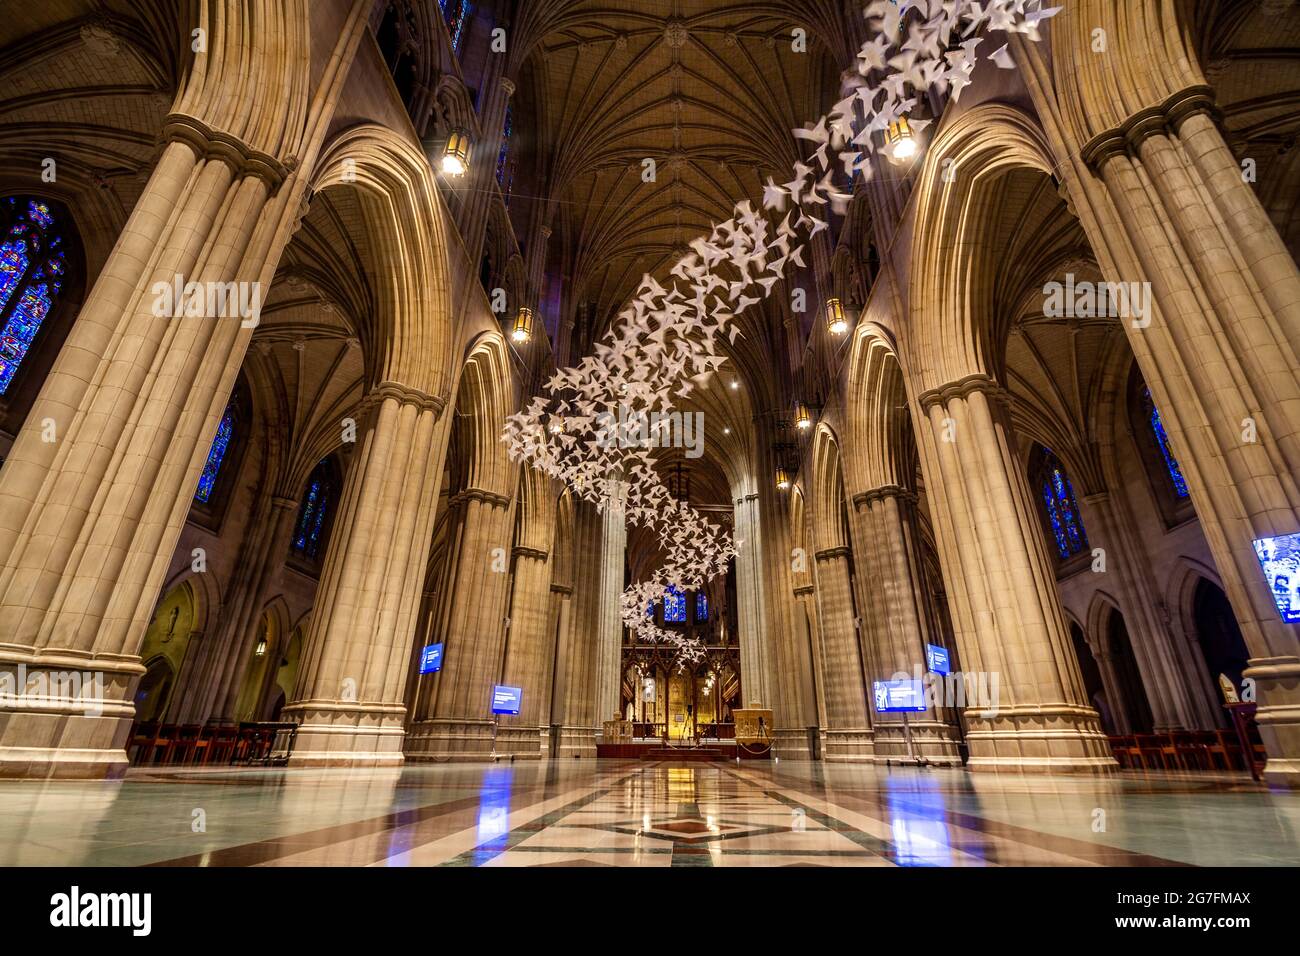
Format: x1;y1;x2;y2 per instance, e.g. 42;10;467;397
873;679;926;713
1253;533;1300;624
419;643;444;674
491;685;522;715
926;644;950;676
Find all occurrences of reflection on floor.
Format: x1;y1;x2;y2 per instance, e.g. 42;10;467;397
0;760;1296;867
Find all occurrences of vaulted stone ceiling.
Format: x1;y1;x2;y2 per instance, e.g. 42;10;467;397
1193;0;1300;255
516;1;839;340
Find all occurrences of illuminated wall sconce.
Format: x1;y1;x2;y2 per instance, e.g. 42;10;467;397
825;297;848;335
884;116;917;162
442;128;472;176
794;401;813;431
775;466;792;491
511;306;534;343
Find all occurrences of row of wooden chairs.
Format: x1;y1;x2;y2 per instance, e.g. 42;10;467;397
1108;730;1264;773
128;721;295;767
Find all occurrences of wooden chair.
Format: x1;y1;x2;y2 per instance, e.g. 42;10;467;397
1107;735;1136;769
1169;730;1203;771
1133;734;1164;770
1195;730;1231;771
145;723;178;765
126;722;158;764
1156;733;1184;771
206;724;239;765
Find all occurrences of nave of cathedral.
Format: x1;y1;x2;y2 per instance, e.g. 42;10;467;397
0;0;1299;871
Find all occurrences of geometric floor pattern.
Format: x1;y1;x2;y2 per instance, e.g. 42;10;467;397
1;760;1297;867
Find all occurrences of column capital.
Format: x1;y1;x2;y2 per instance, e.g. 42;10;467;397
916;373;1007;413
512;545;548;562
814;546;851;563
1079;85;1220;172
270;495;299;512
450;487;513;509
499;77;516;98
852;484;914;509
359;380;448;417
162;113;291;191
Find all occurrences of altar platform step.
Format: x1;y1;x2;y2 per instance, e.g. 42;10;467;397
594;742;768;761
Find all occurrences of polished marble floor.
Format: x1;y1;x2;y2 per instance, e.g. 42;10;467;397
0;760;1297;867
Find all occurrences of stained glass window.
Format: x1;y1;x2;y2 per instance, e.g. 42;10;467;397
663;586;686;623
1037;449;1088;560
0;198;66;394
1142;386;1189;499
194;403;236;503
440;0;471;55
695;591;708;622
496;105;512;186
292;460;335;560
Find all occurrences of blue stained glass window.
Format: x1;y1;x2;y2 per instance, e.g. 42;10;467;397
496;105;512;186
292;461;335;560
663;586;686;623
441;0;471;55
695;591;708;622
0;198;65;394
1038;449;1088;560
194;403;236;503
1143;387;1189;499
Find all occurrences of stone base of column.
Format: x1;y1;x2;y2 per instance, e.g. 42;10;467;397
0;660;138;779
403;718;497;759
820;728;875;762
558;726;597;758
871;719;963;766
1250;657;1300;789
494;726;546;759
283;702;406;767
964;705;1117;773
770;727;815;759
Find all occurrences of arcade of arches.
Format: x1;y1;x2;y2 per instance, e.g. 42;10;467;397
0;0;1299;868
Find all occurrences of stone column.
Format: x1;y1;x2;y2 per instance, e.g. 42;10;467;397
731;487;773;713
545;584;573;750
850;486;962;765
452;75;514;267
555;503;601;757
496;544;552;757
0;133;286;779
812;547;874;760
594;490;627;731
792;585;828;732
915;377;1115;772
284;384;446;766
405;486;516;758
1078;491;1210;731
1080;88;1300;783
172;494;299;724
0;0;370;779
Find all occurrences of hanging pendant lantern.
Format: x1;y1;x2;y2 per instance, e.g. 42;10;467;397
885;117;917;162
442;128;471;176
511;306;534;343
825;297;848;335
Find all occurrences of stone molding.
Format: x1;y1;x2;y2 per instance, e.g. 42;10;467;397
162;112;291;190
1079;85;1220;171
916;372;1008;412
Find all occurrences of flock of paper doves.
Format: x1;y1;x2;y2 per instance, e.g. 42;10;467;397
502;1;1060;662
